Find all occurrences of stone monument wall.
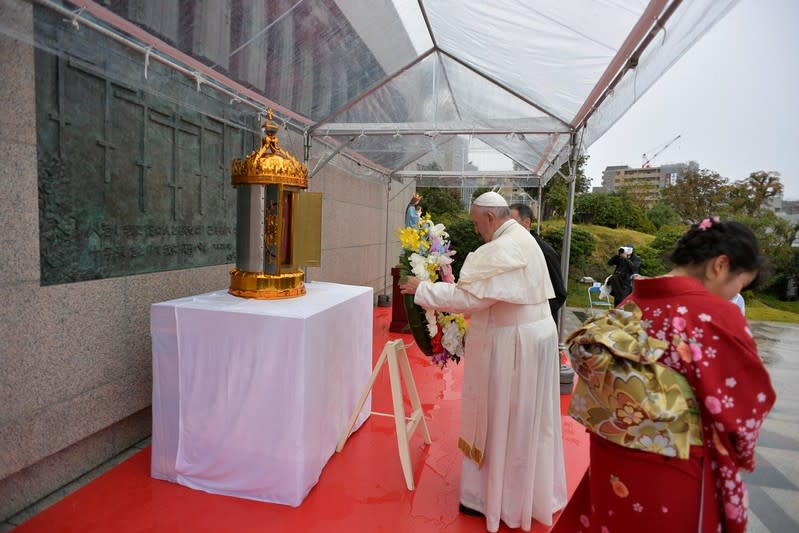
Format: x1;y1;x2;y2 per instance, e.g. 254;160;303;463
0;0;407;520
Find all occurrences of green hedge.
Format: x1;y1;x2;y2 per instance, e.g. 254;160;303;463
635;244;669;277
541;226;596;268
442;214;482;279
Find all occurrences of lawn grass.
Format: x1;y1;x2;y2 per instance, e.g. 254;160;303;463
541;221;655;263
752;292;799;314
745;294;799;323
565;281;799;324
566;280;607;309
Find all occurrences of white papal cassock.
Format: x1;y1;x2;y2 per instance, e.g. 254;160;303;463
414;219;567;532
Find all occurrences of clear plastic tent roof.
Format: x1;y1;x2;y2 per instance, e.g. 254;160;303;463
14;0;736;186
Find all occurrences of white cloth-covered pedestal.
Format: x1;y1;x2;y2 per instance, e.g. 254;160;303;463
150;281;373;506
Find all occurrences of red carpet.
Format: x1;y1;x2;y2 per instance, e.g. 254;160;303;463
14;307;588;533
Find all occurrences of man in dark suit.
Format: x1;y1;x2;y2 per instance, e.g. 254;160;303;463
509;203;567;324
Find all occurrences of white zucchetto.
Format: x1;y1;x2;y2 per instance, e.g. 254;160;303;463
472;191;508;207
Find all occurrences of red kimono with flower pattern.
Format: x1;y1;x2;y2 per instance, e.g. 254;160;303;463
584;276;776;533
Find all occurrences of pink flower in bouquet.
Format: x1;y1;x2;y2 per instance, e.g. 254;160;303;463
440;263;454;283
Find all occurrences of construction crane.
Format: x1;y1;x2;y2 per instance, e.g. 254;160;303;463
641;134;681;168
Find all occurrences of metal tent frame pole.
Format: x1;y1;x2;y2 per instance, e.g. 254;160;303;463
394;170;540;184
558;132;580;337
308;136;357;178
379;176;392;306
557;131;581;389
313;125;569;137
536;183;543;235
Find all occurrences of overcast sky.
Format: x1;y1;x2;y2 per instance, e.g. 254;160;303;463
584;0;799;200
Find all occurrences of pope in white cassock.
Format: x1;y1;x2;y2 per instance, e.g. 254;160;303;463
400;191;567;532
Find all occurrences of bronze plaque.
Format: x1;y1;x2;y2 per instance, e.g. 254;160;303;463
34;7;260;284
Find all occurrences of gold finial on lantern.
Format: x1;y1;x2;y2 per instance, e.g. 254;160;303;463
231;108;308;188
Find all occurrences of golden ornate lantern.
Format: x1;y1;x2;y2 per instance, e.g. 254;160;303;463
229;110;322;299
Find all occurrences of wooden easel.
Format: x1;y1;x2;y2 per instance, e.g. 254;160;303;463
336;339;431;490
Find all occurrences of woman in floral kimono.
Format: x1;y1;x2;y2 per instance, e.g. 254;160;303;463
567;217;776;533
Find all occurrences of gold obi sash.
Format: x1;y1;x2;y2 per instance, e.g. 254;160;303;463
566;302;702;459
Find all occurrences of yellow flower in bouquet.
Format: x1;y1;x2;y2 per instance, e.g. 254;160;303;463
397;226;428;254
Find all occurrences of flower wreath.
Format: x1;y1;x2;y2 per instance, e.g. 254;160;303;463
397;215;467;367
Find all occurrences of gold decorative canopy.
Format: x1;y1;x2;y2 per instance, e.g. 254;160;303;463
231;109;308;188
228;109;321;300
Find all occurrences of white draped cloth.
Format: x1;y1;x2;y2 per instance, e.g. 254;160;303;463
414;220;567;532
150;283;373;506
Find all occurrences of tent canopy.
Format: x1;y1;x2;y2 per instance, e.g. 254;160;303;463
16;0;736;187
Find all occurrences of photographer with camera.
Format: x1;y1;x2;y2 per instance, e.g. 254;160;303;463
606;245;639;306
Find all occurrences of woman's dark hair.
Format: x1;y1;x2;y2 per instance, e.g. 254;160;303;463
669;218;763;278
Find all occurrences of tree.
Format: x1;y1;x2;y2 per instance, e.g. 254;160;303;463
727;171;784;216
417;188;464;220
542;179;568;220
634;244;669;277
724;183;751;217
646;203;680;229
650;224;687;254
575;192;654;233
618;184;658;211
728;212;797;297
541;226;596;268
533;156;589;220
646;223;690;273
653;212;799;299
444;215;483;279
660;168;729;223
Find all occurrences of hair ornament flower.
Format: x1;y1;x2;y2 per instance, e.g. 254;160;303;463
698;216;720;231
